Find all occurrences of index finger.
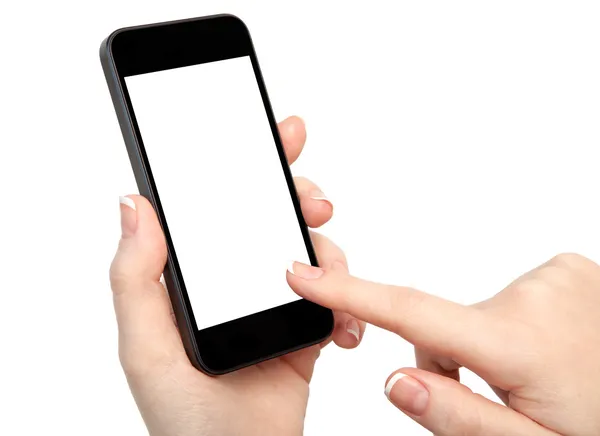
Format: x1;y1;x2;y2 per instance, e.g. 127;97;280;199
286;261;518;379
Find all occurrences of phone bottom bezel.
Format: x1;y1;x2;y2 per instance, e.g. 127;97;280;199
193;299;334;374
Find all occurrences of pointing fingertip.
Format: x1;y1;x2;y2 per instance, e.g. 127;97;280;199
287;261;323;279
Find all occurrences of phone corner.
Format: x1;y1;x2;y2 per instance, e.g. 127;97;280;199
220;13;252;37
98;37;110;65
187;351;220;377
188;346;231;377
99;34;118;71
99;26;129;63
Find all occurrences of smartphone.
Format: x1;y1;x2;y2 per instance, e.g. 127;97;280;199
100;15;334;375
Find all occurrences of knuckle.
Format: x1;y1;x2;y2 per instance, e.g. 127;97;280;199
450;398;485;436
549;254;600;294
441;407;481;436
109;256;129;294
509;278;550;305
538;264;573;288
549;252;593;271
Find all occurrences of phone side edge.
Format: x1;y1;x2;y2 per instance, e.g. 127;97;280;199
243;24;336;341
99;36;210;375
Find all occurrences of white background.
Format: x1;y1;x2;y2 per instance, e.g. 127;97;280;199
126;57;309;329
1;1;600;435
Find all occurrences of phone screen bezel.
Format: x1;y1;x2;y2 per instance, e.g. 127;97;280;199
107;15;334;374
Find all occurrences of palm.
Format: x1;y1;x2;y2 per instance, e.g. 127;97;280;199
198;346;318;435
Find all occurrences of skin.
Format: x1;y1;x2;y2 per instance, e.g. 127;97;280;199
109;116;365;436
112;116;599;435
287;254;600;436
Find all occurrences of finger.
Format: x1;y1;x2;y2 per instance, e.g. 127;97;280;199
309;232;365;349
279;116;306;165
279;345;321;383
287;262;518;378
414;349;513;406
294;176;333;228
413;348;515;405
469;299;511;405
384;368;557;436
415;348;461;382
110;195;186;378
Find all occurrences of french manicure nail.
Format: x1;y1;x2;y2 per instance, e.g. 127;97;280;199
346;319;360;342
384;372;429;416
119;196;136;211
287;261;324;279
309;190;332;204
119;196;137;238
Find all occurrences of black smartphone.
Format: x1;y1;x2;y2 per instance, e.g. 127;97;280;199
100;14;334;375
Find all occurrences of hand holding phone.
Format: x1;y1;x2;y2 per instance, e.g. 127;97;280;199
102;15;364;433
109;116;362;436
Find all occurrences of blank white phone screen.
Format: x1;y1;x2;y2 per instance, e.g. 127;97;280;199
125;56;310;330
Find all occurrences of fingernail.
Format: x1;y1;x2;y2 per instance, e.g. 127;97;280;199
309;190;332;205
287;261;324;279
384;372;429;416
119;196;137;238
346;319;360;342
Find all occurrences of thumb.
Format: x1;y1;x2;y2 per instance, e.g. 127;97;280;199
384;368;556;436
109;195;184;377
111;195;167;285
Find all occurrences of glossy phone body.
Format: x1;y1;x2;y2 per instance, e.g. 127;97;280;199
100;14;334;375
